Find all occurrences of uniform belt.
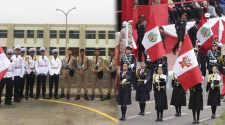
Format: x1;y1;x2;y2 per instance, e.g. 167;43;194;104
209;60;217;63
137;80;145;84
156;86;165;91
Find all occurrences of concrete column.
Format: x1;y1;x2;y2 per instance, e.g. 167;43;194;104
79;25;86;49
24;30;27;45
43;24;50;56
34;30;37;44
105;31;109;44
96;31;99;44
7;24;14;48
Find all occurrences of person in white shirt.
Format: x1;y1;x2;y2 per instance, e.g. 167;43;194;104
0;49;14;105
35;47;50;99
25;48;36;100
19;47;26;99
11;46;25;103
48;49;62;99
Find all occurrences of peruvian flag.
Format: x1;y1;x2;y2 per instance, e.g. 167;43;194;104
173;36;203;91
196;16;214;50
142;12;165;62
0;47;10;81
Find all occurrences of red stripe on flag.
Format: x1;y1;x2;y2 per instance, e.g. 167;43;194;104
0;68;8;81
201;36;214;50
178;66;203;91
222;21;225;44
147;42;165;62
178;36;193;56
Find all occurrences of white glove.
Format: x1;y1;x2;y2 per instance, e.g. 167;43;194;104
130;64;134;69
122;79;127;84
210;84;214;88
20;75;23;78
144;80;147;84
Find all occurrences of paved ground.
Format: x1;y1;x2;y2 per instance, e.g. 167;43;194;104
118;88;225;125
0;89;119;125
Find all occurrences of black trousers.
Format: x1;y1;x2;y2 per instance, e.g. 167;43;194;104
25;73;35;97
138;42;146;62
198;54;207;77
19;76;25;98
36;74;47;98
0;78;13;103
173;33;185;51
49;74;59;97
14;76;22;101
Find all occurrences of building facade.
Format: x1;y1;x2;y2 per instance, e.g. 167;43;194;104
0;24;115;58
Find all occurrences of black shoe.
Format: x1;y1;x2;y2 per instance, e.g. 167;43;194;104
159;117;163;122
60;94;65;98
29;95;34;98
25;95;28;100
155;118;160;122
14;99;21;103
196;120;199;124
172;49;176;55
42;95;46;99
5;102;12;105
178;112;181;117
91;95;95;100
119;116;126;121
100;95;104;101
175;113;179;117
75;95;80;100
35;96;39;100
104;93;111;100
211;114;215;119
192;120;196;124
84;94;89;100
54;95;59;99
138;112;145;116
66;94;70;100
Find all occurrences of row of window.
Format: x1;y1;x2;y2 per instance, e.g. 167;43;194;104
0;30;115;39
2;47;113;56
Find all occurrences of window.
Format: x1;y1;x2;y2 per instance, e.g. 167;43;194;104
37;30;44;38
0;30;7;38
27;30;34;38
14;30;24;38
59;47;65;55
85;48;105;56
108;31;115;39
85;31;96;39
49;47;57;55
99;48;106;56
36;47;41;55
69;30;79;39
98;31;106;39
26;47;32;55
50;30;57;38
59;30;66;38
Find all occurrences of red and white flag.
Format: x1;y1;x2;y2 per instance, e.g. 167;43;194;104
142;12;165;62
173;36;203;91
0;47;10;81
197;16;214;50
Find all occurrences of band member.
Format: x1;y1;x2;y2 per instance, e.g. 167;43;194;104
19;47;26;99
219;53;225;102
153;66;168;122
12;46;25;102
90;48;104;101
75;49;89;100
170;74;186;117
25;48;36;99
207;41;221;74
188;83;203;124
137;19;147;62
118;63;132;121
135;61;151;116
206;66;221;119
49;49;62;99
120;46;137;88
61;48;76;100
35;47;50;99
172;12;187;55
0;49;14;105
105;49;117;100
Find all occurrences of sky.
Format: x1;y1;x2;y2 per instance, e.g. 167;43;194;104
0;0;115;24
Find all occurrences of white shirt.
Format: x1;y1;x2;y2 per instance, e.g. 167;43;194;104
4;58;15;78
35;56;50;75
154;74;167;83
11;55;25;77
49;57;62;76
26;55;36;74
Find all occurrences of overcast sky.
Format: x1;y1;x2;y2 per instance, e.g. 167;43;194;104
0;0;115;24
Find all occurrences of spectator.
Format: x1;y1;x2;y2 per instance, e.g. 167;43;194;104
208;0;219;18
168;0;179;24
219;0;225;15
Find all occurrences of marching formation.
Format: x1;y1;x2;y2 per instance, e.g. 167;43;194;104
0;46;118;106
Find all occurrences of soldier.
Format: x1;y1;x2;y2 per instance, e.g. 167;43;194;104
35;47;50;99
207;41;221;74
11;46;25;102
0;49;14;105
118;63;132;121
49;49;62;99
61;48;76;100
172;12;187;55
137;19;147;62
135;61;151;116
90;48;104;101
19;47;26;99
153;66;168;122
188;83;203;124
75;49;89;100
170;73;186;117
206;66;221;119
25;48;36;99
120;46;137;88
105;49;117;100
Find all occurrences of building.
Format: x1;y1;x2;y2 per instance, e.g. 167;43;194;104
0;24;115;58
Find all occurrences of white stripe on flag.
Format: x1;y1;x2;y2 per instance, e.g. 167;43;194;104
197;25;213;45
